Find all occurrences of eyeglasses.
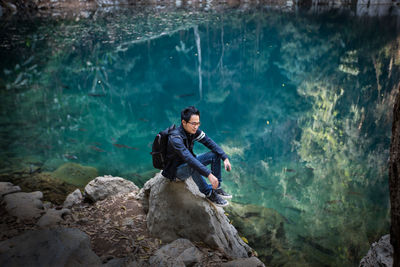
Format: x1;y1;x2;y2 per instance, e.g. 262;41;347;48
187;121;201;127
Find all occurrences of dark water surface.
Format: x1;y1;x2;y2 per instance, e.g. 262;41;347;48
1;5;400;266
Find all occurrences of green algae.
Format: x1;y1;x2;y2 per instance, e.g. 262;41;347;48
52;162;98;188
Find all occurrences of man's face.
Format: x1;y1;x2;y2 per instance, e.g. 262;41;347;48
182;115;200;135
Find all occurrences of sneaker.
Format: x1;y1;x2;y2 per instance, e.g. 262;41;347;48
207;190;229;207
215;187;232;199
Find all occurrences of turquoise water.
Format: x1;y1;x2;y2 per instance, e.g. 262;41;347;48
1;6;399;266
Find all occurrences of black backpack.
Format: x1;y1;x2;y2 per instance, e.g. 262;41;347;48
150;124;176;169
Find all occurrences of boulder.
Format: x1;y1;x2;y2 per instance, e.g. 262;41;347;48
63;189;83;208
0;182;21;197
36;208;71;228
84;175;139;202
0;228;102;266
149;238;203;267
141;173;252;259
359;234;393;267
221;257;265;267
2;191;44;221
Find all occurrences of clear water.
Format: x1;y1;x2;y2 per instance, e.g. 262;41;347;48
1;5;399;266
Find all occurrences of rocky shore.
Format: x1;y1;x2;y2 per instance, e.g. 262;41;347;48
0;174;264;266
1;0;399;20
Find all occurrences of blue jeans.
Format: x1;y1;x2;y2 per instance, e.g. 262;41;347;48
175;152;222;196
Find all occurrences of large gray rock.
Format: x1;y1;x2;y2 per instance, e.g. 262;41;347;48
2;191;44;221
37;208;71;228
359;234;393;267
0;182;21;197
149;238;203;267
0;228;102;267
63;189;83;208
141;173;252;259
84;175;139;202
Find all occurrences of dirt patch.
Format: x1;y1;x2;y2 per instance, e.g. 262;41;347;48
62;193;161;261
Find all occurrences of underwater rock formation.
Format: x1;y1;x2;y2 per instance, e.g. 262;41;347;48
225;202;288;265
52;162;98;188
389;86;400;267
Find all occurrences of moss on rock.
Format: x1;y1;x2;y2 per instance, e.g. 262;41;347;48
52;162;98;188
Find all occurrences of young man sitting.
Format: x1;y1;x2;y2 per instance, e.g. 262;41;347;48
161;106;232;207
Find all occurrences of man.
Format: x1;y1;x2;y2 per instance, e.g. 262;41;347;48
161;106;232;207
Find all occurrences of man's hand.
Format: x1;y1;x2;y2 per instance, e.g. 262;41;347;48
224;158;232;172
208;173;219;189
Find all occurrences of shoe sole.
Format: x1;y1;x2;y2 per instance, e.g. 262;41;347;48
218;194;232;199
206;198;229;207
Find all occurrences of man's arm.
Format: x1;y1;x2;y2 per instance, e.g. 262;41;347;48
169;134;211;178
195;130;232;172
194;130;228;161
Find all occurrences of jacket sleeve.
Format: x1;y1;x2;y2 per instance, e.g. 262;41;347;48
169;134;212;177
194;130;228;161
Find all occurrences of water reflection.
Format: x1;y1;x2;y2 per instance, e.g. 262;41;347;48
1;6;399;266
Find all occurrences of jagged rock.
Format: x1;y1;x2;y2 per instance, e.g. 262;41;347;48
0;228;102;266
53;162;98;187
36;208;71;228
84;175;139;202
359;234;393;267
149;238;203;267
141;173;252;259
2;191;44;221
221;257;266;267
63;189;83;208
0;182;21;197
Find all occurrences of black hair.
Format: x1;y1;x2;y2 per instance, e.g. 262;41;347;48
181;106;200;122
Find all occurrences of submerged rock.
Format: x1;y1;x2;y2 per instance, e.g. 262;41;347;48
84;175;139;202
63;188;83;208
0;228;102;266
52;162;98;187
225;202;300;266
2;191;44;221
359;234;393;267
149;238;203;267
141;173;252;259
0;182;21;197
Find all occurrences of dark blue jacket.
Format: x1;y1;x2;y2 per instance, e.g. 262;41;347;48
161;124;228;180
